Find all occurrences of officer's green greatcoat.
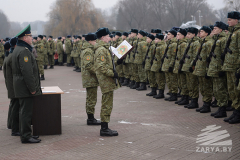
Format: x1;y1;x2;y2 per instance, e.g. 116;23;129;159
47;40;55;66
81;42;99;114
0;42;4;67
57;40;64;63
43;39;48;65
173;38;188;96
193;35;213;103
94;40;119;122
151;40;167;90
65;39;73;63
222;23;240;110
35;40;44;75
12;41;42;141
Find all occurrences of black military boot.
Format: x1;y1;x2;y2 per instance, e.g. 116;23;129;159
211;98;218;108
165;93;172;101
146;87;157;96
224;111;236;122
188;98;199;109
76;68;81;72
128;80;135;88
167;92;170;95
40;75;45;80
228;110;240;124
178;95;189;105
136;82;147;91
100;122;118;136
122;78;130;86
185;98;193;108
168;93;177;101
73;67;79;71
226;101;234;111
200;102;211;113
120;77;125;84
87;114;101;125
11;132;21;136
175;96;183;104
131;82;140;89
214;107;227;118
177;90;182;97
154;90;165;99
49;65;54;69
0;66;2;70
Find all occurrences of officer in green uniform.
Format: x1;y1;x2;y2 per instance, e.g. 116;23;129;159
193;26;213;112
162;29;178;101
182;27;200;109
47;35;55;69
57;37;64;66
222;11;240;124
152;34;167;99
65;35;73;66
43;35;48;69
81;33;100;125
36;35;45;80
0;38;4;70
12;24;42;143
95;27;119;136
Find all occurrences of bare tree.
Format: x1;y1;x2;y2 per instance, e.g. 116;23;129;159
0;10;10;38
224;0;240;11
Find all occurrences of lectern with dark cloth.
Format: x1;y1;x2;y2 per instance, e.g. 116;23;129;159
32;86;64;136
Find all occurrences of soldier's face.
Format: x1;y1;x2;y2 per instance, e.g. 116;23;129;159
137;34;143;39
227;18;238;27
187;32;194;39
199;30;208;38
167;33;174;40
176;32;184;40
213;27;222;35
146;37;152;43
37;37;41;41
43;37;46;40
101;35;111;43
155;38;161;43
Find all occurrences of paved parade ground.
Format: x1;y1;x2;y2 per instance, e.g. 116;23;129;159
0;66;239;160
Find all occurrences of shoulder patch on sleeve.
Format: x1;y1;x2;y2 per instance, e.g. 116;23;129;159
86;55;90;60
24;56;28;62
101;56;104;61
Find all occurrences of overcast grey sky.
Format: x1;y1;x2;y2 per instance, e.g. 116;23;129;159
0;0;225;23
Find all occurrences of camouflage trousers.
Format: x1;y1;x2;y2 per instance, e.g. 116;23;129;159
226;71;240;110
178;73;189;96
155;72;165;90
138;64;147;82
116;64;124;77
167;72;178;93
86;87;98;115
48;55;54;65
132;64;140;82
147;70;157;88
58;53;63;63
212;76;228;107
185;72;199;98
123;63;130;79
74;57;79;67
10;98;20;133
165;72;171;93
36;60;44;75
67;54;71;63
198;76;212;102
0;57;3;66
78;56;81;68
100;91;113;123
44;54;48;65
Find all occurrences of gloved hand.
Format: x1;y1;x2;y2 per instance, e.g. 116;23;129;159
168;67;173;72
117;59;123;65
218;71;225;77
179;59;184;65
192;61;196;66
113;72;118;78
206;57;211;63
189;67;193;73
205;73;210;79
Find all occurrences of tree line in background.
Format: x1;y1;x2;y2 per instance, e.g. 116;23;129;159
0;0;240;39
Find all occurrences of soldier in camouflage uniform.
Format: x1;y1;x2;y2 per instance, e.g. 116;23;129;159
193;26;213;112
36;35;45;80
95;27;119;136
174;29;189;105
73;36;81;71
222;11;240;124
77;35;86;72
47;36;55;69
162;29;178;101
0;39;4;70
133;30;147;90
182;27;200;109
65;35;73;66
71;37;78;71
81;33;100;125
42;35;48;69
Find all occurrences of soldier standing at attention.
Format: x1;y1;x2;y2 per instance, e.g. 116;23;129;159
47;36;55;69
162;29;178;101
222;11;240;124
36;35;45;80
95;27;119;136
65;35;73;67
192;26;213;112
42;35;48;69
0;38;4;70
81;33;101;125
73;36;81;72
12;24;42;143
57;37;64;66
121;32;130;86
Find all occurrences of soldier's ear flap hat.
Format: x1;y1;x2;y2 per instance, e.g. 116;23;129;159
122;32;129;37
214;21;226;30
16;24;31;38
110;34;114;38
155;29;162;34
58;37;62;40
38;35;43;39
33;37;37;40
85;33;97;41
169;29;177;37
187;27;198;35
10;37;18;47
227;11;240;20
67;35;71;38
131;29;138;34
4;41;11;50
155;34;164;40
151;29;156;33
178;28;187;36
49;35;53;38
115;31;122;37
139;30;147;37
209;25;214;31
147;34;155;41
77;36;82;39
43;35;46;37
200;26;212;35
96;27;111;39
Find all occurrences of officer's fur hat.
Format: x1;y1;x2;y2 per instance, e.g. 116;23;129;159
139;30;147;37
85;33;97;41
227;11;240;20
214;21;226;30
96;27;111;39
147;34;155;40
10;37;18;47
4;41;11;50
187;27;198;35
200;26;212;35
168;29;177;37
155;34;164;40
178;28;187;36
155;29;162;34
131;29;138;34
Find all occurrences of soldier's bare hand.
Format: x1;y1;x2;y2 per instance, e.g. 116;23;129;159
31;91;36;95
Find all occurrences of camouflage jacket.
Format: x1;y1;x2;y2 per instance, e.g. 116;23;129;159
173;38;188;74
35;40;44;61
0;43;4;58
181;36;200;72
57;40;64;54
162;38;178;72
129;36;138;63
222;23;240;72
47;40;55;55
70;41;78;58
208;31;226;77
42;39;48;55
81;42;99;88
151;40;167;72
94;40;119;94
65;39;72;54
78;40;84;57
134;37;147;64
193;35;213;76
144;42;155;71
